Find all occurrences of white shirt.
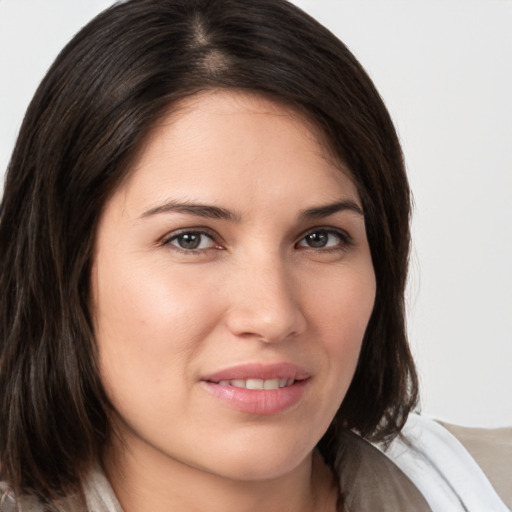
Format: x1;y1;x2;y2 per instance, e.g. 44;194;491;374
376;414;510;511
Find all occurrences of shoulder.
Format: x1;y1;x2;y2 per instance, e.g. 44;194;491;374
0;481;43;512
333;413;511;511
0;465;123;512
334;429;432;511
0;481;91;512
0;482;17;512
376;413;511;511
439;419;512;510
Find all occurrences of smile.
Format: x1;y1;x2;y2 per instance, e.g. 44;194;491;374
214;378;296;389
201;363;310;415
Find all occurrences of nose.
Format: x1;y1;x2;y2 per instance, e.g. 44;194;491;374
224;255;307;343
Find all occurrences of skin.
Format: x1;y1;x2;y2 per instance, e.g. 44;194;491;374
91;90;376;512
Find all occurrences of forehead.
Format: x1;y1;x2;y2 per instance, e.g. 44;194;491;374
110;90;358;215
136;90;342;166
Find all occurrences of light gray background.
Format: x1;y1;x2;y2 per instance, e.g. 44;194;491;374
1;0;511;427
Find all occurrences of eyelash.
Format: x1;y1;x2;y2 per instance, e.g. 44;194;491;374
161;227;353;254
295;227;352;251
162;229;220;254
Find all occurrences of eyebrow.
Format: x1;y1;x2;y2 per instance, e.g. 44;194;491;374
141;198;363;222
142;200;241;222
298;199;364;221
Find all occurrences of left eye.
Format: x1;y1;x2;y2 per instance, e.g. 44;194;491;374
296;229;348;249
166;231;216;251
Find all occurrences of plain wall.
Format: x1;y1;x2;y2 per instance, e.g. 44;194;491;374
1;0;511;427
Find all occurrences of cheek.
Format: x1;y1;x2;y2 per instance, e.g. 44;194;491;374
310;266;376;394
310;262;376;338
91;256;223;403
94;255;215;340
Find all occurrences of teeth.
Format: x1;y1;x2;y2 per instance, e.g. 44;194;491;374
217;378;295;389
263;378;280;390
246;379;264;389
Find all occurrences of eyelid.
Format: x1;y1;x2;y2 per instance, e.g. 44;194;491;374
161;227;224;252
295;226;353;249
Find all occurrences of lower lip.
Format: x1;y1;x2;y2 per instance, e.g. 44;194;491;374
202;380;309;415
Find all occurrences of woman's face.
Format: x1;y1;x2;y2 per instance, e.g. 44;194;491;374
91;91;376;481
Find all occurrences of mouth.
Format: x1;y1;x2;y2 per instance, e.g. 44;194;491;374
202;362;310;383
201;363;310;415
208;378;297;390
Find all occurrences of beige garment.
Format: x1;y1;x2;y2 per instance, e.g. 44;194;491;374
336;429;432;511
440;421;512;510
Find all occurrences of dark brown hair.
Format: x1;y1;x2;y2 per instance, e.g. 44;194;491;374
0;0;418;503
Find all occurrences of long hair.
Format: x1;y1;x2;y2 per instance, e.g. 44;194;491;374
0;0;418;502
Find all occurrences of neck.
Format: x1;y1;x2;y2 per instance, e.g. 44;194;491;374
102;437;337;512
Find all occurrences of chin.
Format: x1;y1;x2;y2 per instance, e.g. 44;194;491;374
198;432;314;482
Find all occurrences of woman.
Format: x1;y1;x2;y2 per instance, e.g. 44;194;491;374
0;1;508;511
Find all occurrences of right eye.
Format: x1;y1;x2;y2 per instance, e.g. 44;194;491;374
164;231;218;252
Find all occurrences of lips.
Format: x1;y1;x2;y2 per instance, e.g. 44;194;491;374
203;362;310;383
201;363;310;415
216;378;295;389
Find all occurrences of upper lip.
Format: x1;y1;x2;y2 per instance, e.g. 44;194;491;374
202;362;311;383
